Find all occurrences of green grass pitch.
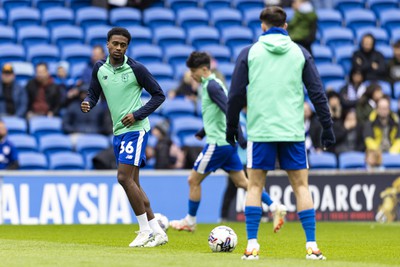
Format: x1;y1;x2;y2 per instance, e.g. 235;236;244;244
0;222;399;267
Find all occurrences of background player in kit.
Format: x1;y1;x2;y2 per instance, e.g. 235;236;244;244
226;7;336;260
169;52;287;232
81;27;167;248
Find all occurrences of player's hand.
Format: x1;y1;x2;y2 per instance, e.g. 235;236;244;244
121;113;135;127
226;125;238;147
195;129;205;140
81;101;90;113
321;126;336;150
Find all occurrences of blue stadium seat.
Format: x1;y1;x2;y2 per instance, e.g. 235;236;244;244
75;7;108;30
356;27;389;46
29;116;63;138
0;9;5;25
221;26;254;52
334;45;356;74
173;63;189;80
69;62;86;79
232;44;249;61
49;151;85;170
27;44;59;66
200;0;230;13
9;134;38;152
153;26;186;49
390;28;400;43
217;62;235;81
367;0;398;16
344;9;376;32
2;116;27;134
0;44;25;66
18;26;49;48
11;61;34;84
317;9;343;31
148;114;167;129
182;135;206;147
200;44;231;63
0;0;31;13
311;44;333;64
244;8;264;31
130;44;163;64
166;0;198;12
394;81;400;98
110;7;141;27
42;7;74;30
339;151;366;169
8;7;40;30
308;152;337;169
316;63;345;85
85;25;112;46
211;8;242;31
158;80;179;95
0;25;15;44
146;63;174;81
380;9;400;32
52;25;84;49
162;99;196;119
62;44;91;65
127;26;152;45
390;99;398;113
375;44;393;61
75;134;110;157
382;153;400;168
164;45;194;67
66;0;91;11
176;7;209;31
363;80;392;97
187;26;220;49
233;0;264;13
334;0;365;14
18;152;48;170
284;7;294;22
33;0;64;11
325;80;346;92
322;27;354;49
39;134;73;156
143;7;175;29
171;116;204;142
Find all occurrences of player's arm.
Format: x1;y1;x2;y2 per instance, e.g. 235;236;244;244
130;61;166;120
81;62;102;113
300;45;335;149
226;46;250;145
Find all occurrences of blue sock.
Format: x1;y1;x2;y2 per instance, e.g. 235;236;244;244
298;209;316;242
261;192;273;206
245;206;262;240
188;199;200;217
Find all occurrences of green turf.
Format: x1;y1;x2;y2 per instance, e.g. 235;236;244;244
0;222;399;267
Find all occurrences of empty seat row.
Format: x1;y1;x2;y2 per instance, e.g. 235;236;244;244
19;151;87;170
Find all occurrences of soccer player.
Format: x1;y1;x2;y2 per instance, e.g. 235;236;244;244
169;52;287;233
81;27;167;247
226;7;335;260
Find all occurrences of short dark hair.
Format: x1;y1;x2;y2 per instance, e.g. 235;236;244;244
393;40;400;49
107;27;131;44
186;52;210;69
259;6;287;27
36;62;48;70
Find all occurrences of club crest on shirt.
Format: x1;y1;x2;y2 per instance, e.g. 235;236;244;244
102;75;108;80
122;73;129;82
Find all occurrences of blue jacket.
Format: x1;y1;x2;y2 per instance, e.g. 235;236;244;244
0;82;28;117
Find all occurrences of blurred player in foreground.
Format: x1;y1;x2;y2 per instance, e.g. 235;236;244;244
81;27;167;248
226;7;335;261
169;52;287;233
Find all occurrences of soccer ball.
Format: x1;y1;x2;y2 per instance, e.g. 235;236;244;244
208;225;238;252
154;213;169;233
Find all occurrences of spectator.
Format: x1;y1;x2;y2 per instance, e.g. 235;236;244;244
339;68;366;113
304;101;322;153
80;45;106;86
264;0;293;8
325;91;345;154
364;96;400;153
62;86;109;144
0;121;18;169
334;109;365;155
54;61;74;91
356;83;383;125
0;63;28;118
287;0;317;54
365;148;384;171
151;121;184;169
169;70;199;101
352;34;386;81
26;62;62;118
387;40;400;84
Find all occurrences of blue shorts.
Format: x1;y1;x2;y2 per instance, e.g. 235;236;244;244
113;130;148;167
193;144;243;174
247;141;308;170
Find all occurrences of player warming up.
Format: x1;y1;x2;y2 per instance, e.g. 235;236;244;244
226;7;335;261
81;27;167;248
169;52;287;233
